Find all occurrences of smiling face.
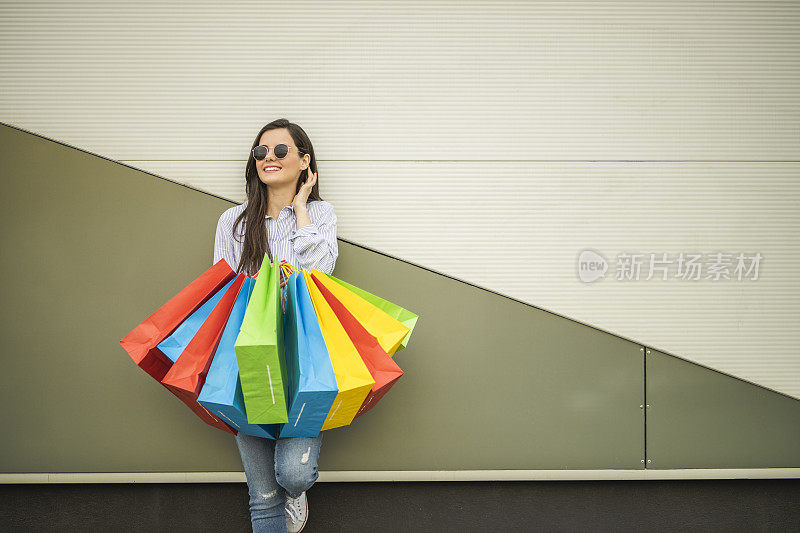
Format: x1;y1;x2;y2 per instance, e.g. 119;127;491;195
255;128;310;187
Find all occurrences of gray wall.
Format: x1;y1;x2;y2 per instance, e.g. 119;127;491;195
1;124;798;474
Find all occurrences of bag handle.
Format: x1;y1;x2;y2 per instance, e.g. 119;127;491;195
279;260;296;280
247;259;295;281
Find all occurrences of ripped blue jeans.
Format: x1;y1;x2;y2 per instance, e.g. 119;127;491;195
236;431;324;533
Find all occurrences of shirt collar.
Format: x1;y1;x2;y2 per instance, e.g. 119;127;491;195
265;204;294;220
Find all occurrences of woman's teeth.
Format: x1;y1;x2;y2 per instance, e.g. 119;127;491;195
264;167;281;172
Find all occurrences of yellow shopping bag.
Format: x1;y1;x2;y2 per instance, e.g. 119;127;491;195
310;270;411;357
302;270;374;430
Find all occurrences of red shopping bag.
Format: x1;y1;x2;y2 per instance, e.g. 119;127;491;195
119;259;236;381
161;273;247;435
310;272;404;419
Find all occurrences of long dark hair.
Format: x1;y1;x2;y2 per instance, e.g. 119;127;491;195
232;118;323;276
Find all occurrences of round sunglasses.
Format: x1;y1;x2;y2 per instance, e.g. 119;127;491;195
252;143;305;161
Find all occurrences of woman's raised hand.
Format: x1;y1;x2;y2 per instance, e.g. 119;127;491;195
291;169;317;210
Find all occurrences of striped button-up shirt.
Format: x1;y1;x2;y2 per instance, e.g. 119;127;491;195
213;199;339;309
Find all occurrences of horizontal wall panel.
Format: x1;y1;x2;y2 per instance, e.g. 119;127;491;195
1;1;798;160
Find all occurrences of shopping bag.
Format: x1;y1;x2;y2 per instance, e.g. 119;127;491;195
198;276;279;439
302;270;374;430
235;254;289;424
311;271;411;357
157;277;237;363
278;270;338;438
327;274;418;353
119;259;236;380
310;271;403;419
160;273;247;435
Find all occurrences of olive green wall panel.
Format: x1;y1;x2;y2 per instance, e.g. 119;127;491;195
645;348;800;469
320;246;646;471
2;123;796;475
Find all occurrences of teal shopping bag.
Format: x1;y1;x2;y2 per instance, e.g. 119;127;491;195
157;277;236;363
278;270;338;437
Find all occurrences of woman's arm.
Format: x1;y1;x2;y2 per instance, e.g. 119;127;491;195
289;200;339;275
213;212;239;270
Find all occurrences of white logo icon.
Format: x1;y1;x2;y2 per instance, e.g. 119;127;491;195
578;250;608;283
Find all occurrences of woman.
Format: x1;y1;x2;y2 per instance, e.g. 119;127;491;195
213;118;338;533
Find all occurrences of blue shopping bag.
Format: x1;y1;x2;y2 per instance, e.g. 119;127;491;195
157;277;236;363
197;276;279;439
278;271;339;437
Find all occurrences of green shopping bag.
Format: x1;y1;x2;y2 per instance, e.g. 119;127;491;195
234;254;289;424
327;274;419;353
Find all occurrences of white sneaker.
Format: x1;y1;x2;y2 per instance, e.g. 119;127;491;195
285;491;308;533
